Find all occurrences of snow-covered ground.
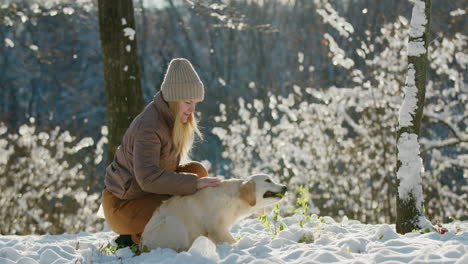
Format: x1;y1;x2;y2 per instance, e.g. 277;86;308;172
1;214;467;264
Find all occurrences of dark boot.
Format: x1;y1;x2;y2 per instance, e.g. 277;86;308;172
115;234;135;248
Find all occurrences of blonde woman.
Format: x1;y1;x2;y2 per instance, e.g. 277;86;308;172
101;58;220;247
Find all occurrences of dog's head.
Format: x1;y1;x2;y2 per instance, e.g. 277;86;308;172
239;174;287;209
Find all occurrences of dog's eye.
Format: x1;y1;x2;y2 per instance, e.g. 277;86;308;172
265;179;272;183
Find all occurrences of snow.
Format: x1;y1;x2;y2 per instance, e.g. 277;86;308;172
316;3;354;37
323;33;354;69
450;8;466;17
417;215;435;231
407;39;426;56
218;78;226;86
209;3;226;10
210;13;227;22
1;215;467;264
123;27;135;41
4;38;14;48
396;132;424;208
62;7;74;15
407;0;427;57
297;52;304;64
100;126;108;136
408;0;427;38
69;137;94;153
399;64;418;128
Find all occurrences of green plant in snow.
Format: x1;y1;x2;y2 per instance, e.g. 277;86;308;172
259;214;271;233
99;242;149;256
298;233;314;244
99;243;119;255
259;203;285;238
294;185;312;228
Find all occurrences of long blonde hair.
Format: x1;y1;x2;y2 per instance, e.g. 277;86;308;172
168;102;203;161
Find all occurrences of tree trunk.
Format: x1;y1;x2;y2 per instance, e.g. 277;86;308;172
97;0;144;164
395;0;432;234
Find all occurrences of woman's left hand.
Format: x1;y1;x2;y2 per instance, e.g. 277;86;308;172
196;177;220;190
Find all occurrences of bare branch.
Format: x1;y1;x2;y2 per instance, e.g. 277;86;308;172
424;112;465;139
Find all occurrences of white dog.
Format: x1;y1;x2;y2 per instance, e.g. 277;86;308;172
140;174;287;252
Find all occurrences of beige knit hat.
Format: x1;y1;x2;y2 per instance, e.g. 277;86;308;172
160;58;204;102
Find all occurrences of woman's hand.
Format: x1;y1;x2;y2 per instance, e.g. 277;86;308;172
196;177;220;190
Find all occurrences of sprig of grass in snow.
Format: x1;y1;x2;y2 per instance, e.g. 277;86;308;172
99;243;119;255
259;184;321;242
294;185;311;227
298;233;314;244
99;243;150;256
259;205;285;239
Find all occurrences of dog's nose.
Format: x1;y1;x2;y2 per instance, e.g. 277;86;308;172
281;186;287;193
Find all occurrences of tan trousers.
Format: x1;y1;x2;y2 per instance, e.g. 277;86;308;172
102;161;208;244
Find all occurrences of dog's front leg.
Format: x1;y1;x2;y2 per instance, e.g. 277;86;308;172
207;229;236;245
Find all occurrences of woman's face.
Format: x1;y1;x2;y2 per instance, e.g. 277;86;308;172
177;101;198;123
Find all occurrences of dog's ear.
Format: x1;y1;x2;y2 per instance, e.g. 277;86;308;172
239;181;256;206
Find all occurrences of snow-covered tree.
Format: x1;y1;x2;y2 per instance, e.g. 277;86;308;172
395;0;433;234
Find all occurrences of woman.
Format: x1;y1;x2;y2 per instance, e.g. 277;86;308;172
101;58;220;246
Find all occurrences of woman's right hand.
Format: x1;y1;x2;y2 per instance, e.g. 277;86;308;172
196;177;220;190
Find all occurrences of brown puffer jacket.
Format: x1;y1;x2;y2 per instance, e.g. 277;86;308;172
104;92;198;200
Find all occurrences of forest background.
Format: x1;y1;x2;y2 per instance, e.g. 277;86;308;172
0;0;466;235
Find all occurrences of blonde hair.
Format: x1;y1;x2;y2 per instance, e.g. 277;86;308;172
168;102;203;160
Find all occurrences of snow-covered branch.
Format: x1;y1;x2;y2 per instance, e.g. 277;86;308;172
338;105;371;141
420;137;465;152
315;0;354;37
16;198;50;233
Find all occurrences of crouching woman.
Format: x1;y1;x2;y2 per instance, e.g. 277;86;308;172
101;58;220;246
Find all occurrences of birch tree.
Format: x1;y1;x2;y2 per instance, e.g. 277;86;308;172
97;0;144;164
395;0;434;234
